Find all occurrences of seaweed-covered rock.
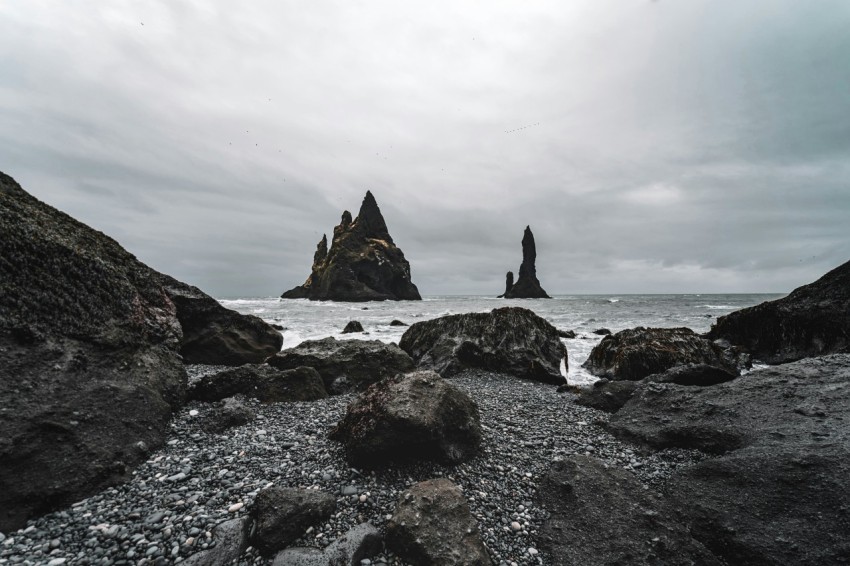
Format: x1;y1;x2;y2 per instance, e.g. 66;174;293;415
582;327;742;381
188;365;327;403
330;371;483;468
267;337;414;394
503;226;550;299
708;260;850;363
282;191;421;301
399;307;567;385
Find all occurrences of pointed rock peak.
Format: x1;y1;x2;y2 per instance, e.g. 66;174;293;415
340;210;352;228
356;190;391;241
519;226;537;278
313;234;328;267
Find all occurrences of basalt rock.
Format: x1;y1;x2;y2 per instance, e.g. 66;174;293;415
249;487;337;556
341;320;364;333
399;307;567;385
708;260;850;363
582;327;743;381
198;397;257;434
188;365;327;404
497;271;514;298
502;226;550;299
282;191;421;301
575;379;640;413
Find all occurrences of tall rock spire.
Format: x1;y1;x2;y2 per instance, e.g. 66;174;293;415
503;226;551;299
354;190;392;242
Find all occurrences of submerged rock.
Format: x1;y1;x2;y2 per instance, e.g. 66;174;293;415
399;307;567;385
502;226;550;299
330;371;483;468
341;320;364;334
188;365;327;403
709;259;850;363
282;191;421;301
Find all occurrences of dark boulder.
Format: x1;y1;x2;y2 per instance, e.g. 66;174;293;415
399;307;567;385
557;329;576;339
181;517;251;566
329;371;483;468
536;456;721;566
644;363;738;387
282;191;421;301
198;397;257;434
188;365;327;403
249;487;336;556
503;226;551;298
582;326;742;381
575;379;640;413
386;478;492;566
389;319;408;326
271;522;382;566
267;337;414;394
607;355;850;565
341;320;364;334
708;260;850;364
592;328;611;336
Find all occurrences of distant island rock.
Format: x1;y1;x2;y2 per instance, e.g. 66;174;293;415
501;225;551;298
282;191;421;302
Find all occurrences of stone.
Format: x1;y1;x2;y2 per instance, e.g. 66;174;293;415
582;327;743;381
267;337;414;394
399;307;567;385
272;523;382;566
592;328;611;336
708;260;850;363
536;456;721;566
557;329;576;339
189;364;327;403
282;191;421;301
497;271;514;298
180;517;250;566
198;397;256;434
249;487;336;556
342;320;365;334
575;379;640;413
643;363;738;387
503;226;550;299
386;478;492;566
389;320;408;327
329;371;483;468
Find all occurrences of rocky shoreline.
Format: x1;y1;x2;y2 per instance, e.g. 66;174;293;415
0;368;706;566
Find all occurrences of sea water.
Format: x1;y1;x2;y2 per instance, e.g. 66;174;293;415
220;294;781;387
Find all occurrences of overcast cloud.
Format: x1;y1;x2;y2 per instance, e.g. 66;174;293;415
1;1;848;297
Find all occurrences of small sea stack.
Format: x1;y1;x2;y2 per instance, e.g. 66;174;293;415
282;191;421;302
502;225;551;299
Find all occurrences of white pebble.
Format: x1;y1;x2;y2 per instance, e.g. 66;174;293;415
48;559;67;566
510;521;522;532
528;547;539;555
189;410;199;417
227;502;244;513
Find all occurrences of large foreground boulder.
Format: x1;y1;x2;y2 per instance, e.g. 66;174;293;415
536;456;721;566
608;355;850;565
399;307;567;385
386;478;492;566
249;487;336;556
0;171;279;531
709;260;850;364
281;191;421;301
188;365;327;403
267;337;414;394
582;326;742;381
329;371;483;468
502;226;550;299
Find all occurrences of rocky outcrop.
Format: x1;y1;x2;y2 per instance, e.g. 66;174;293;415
188;365;327;403
267;337;414;394
606;355;850;565
708;260;850;364
502;226;550;299
386;478;492;566
341;320;364;333
497;271;514;298
272;523;382;566
582;327;744;381
281;191;421;301
329;371;483;468
249;487;336;556
536;456;721;566
399;307;567;385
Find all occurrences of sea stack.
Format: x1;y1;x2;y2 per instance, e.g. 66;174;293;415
282;191;421;301
502;226;551;298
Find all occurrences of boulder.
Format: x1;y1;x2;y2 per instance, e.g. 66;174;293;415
399;307;567;384
643;363;738;387
386;478;492;566
272;522;382;566
249;487;336;556
282;191;421;301
341;320;364;334
592;328;611;336
536;456;721;566
389;319;408;326
181;517;251;566
582;327;742;381
575;379;640;413
607;355;850;565
503;226;551;298
329;371;483;468
557;329;576;339
198;397;257;434
708;260;850;363
267;337;414;394
189;364;327;403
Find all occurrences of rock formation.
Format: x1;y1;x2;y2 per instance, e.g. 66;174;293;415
0;171;280;530
497;271;514;297
249;487;337;556
281;191;421;301
188;365;328;403
708;259;850;363
502;226;550;299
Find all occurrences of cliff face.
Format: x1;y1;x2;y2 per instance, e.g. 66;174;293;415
282;191;421;301
503;226;551;299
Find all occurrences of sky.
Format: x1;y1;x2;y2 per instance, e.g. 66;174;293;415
1;1;849;297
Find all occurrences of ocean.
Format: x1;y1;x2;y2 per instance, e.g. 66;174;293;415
221;294;782;387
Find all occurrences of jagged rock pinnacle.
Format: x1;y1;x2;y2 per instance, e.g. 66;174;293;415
355;190;392;242
503;226;551;299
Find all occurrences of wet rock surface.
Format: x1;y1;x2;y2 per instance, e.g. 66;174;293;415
709;259;850;363
267;337;414;394
399;307;567;385
502;226;550;299
189;365;328;404
341;320;365;334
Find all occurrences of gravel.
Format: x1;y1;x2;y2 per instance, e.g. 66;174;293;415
0;368;707;566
